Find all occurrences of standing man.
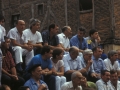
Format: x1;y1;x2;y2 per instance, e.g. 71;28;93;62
110;70;120;90
7;20;34;72
70;27;88;52
23;18;43;55
57;26;72;52
96;70;112;90
42;24;61;49
61;71;83;90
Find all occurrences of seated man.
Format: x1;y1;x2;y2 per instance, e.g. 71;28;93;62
104;50;120;73
7;20;34;72
42;24;61;49
91;46;106;82
23;18;43;55
24;64;48;90
61;71;82;90
0;14;6;36
81;49;97;79
1;36;25;90
96;70;112;90
57;26;72;52
109;70;120;90
63;46;90;81
116;49;120;67
70;26;88;52
25;45;56;90
86;29;101;49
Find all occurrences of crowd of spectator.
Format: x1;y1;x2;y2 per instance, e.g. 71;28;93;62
0;14;120;90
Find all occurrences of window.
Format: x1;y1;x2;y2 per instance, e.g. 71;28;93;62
38;4;44;15
11;14;20;28
79;0;92;11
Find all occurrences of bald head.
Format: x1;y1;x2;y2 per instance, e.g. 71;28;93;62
16;20;25;32
71;71;82;80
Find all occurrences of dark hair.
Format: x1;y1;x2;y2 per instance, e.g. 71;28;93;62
0;85;10;90
83;88;95;90
101;70;109;76
0;15;5;22
41;45;51;55
92;46;101;53
52;48;63;59
18;86;29;90
110;70;118;75
89;29;98;36
28;64;41;73
48;24;57;31
78;26;86;34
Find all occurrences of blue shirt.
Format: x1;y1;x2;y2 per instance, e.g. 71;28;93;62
80;56;95;73
92;56;106;74
117;59;120;67
24;78;48;90
26;54;53;71
42;30;59;46
70;35;88;50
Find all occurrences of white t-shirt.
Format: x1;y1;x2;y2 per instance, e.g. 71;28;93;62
0;25;6;36
51;59;64;72
7;27;26;45
104;58;120;71
23;29;43;44
57;33;70;48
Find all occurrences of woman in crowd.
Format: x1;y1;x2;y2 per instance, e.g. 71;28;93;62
50;47;66;90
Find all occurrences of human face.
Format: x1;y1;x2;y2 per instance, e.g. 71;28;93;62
0;19;5;26
32;66;42;79
70;50;79;60
117;51;120;59
102;72;110;83
4;39;11;49
110;54;118;62
110;72;118;85
84;54;92;62
56;52;64;60
91;32;99;39
73;73;83;86
77;30;85;39
66;27;72;37
51;26;59;35
32;22;40;31
45;50;53;59
94;48;102;58
80;76;87;87
16;20;25;32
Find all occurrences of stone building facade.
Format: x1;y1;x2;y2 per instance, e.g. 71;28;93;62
1;0;120;53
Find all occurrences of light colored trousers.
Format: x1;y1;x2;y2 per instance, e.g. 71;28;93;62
13;46;34;65
55;76;66;90
0;49;2;85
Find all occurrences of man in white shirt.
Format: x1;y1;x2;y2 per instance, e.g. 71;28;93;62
104;50;120;76
7;20;34;73
110;70;120;90
61;71;82;90
0;15;6;36
23;18;43;55
96;70;112;90
57;26;72;52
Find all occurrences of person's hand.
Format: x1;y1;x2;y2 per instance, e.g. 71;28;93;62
26;45;33;51
10;75;18;80
38;84;47;90
52;69;57;75
91;73;97;78
87;59;93;66
44;68;49;72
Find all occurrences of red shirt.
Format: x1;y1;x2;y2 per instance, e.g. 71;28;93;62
2;51;15;73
